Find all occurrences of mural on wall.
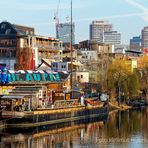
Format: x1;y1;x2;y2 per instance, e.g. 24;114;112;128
16;47;34;70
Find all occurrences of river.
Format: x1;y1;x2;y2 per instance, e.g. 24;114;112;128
0;107;148;148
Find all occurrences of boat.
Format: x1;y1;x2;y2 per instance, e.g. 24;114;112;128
0;69;109;128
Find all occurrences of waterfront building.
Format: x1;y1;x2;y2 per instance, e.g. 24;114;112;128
0;21;34;70
130;36;141;51
0;21;63;70
141;26;148;50
56;22;75;46
89;20;112;42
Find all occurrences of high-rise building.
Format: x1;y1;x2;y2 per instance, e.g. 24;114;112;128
89;20;113;42
130;36;141;51
103;31;121;45
56;22;75;46
141;26;148;50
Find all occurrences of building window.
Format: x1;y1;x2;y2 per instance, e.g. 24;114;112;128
5;29;11;35
1;24;6;29
81;75;83;78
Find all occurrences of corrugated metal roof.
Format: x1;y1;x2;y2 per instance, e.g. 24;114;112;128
0;95;25;99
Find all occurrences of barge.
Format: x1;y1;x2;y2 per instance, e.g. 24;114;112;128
2;105;108;128
0;69;109;128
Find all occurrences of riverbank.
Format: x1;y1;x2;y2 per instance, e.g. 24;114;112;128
108;101;132;111
108;99;148;111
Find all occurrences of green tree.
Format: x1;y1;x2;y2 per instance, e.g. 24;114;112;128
107;59;140;102
137;55;148;100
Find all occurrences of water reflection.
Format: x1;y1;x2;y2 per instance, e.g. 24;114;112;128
0;108;148;147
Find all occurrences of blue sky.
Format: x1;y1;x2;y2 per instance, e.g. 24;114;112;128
0;0;148;44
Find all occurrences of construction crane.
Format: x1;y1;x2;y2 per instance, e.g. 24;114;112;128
54;0;60;39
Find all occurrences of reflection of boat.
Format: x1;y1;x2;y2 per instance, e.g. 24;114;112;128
0;115;107;148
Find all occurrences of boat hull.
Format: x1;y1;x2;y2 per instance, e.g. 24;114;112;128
2;106;108;128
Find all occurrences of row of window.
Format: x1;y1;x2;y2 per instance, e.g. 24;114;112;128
0;39;16;46
52;64;66;68
0;49;16;57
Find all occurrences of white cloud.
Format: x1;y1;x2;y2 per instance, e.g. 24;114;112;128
74;12;144;23
125;0;148;22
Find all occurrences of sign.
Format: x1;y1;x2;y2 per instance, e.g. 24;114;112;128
0;69;69;84
54;99;79;108
8;72;60;82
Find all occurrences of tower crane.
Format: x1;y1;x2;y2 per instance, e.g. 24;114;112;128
54;0;60;39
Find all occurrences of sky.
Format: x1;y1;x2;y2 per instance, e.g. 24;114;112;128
0;0;148;44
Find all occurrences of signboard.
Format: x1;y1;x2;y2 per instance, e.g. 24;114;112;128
0;69;68;84
54;99;79;108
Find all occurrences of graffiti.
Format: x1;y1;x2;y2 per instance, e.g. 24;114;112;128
0;86;14;95
0;66;10;84
0;69;63;84
9;73;60;82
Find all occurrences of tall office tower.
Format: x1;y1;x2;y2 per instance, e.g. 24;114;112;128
130;36;141;51
103;31;121;45
141;26;148;50
56;22;75;46
89;20;113;42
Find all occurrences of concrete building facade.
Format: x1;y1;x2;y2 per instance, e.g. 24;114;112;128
103;31;121;45
142;26;148;50
89;20;113;42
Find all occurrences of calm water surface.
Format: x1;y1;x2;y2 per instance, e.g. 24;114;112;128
0;107;148;148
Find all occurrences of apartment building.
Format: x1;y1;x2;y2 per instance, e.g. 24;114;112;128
0;21;63;70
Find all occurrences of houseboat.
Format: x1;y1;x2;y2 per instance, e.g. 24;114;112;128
0;69;108;128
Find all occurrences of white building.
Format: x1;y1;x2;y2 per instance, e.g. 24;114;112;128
51;61;82;72
141;26;148;50
103;31;121;45
90;20;113;42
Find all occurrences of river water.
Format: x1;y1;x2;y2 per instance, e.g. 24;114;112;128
0;107;148;148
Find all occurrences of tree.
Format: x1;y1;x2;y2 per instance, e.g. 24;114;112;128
107;59;140;102
137;55;148;100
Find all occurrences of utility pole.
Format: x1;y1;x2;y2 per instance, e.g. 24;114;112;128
70;0;73;90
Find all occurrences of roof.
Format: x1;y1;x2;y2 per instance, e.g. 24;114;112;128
0;95;25;100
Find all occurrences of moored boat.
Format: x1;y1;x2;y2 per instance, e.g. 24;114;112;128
0;69;109;128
